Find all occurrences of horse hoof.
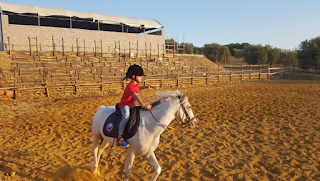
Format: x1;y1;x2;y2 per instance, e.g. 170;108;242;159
92;168;100;174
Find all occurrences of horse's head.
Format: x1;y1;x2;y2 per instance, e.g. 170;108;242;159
176;93;197;128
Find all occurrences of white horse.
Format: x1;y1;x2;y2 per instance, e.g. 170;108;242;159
92;90;197;181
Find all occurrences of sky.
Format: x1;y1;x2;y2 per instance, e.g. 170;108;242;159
2;0;320;50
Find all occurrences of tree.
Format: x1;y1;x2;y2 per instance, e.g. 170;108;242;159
297;37;320;69
244;45;268;64
203;43;230;62
265;45;281;65
233;48;245;59
193;46;203;54
278;50;298;66
226;43;250;56
180;43;194;54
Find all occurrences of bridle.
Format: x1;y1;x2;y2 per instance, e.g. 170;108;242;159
149;94;196;129
177;95;197;128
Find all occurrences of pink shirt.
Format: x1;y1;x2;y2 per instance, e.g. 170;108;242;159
119;82;140;109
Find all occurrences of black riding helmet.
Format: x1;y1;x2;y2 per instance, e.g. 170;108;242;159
123;64;145;80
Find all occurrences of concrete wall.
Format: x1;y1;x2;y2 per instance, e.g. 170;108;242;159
1;15;165;55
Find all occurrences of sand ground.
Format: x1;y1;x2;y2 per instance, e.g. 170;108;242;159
1;80;320;181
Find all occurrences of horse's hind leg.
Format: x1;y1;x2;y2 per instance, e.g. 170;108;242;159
97;139;109;164
124;150;135;181
146;151;161;181
92;133;102;173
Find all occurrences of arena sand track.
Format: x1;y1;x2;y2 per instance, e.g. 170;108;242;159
1;80;320;181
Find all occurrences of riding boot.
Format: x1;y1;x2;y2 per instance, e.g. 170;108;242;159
117;135;130;147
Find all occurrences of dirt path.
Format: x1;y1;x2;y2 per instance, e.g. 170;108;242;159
1;80;320;180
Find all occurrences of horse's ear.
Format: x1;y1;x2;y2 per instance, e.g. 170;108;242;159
181;93;188;104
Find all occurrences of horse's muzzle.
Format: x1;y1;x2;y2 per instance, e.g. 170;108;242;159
189;119;197;129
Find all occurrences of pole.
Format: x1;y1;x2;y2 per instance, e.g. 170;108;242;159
114;42;117;58
84;39;86;56
52;35;55;56
150;43;151;58
62;38;65;56
28;36;31;56
36;37;38;56
76;38;79;57
145;42;147;58
137;40;139;58
101;40;103;57
163;44;165;58
7;37;11;55
94;40;97;57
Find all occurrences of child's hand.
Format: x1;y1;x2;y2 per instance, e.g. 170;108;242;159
142;104;152;110
147;85;156;90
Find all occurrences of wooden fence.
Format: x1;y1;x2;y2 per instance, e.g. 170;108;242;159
5;36;177;58
0;65;271;98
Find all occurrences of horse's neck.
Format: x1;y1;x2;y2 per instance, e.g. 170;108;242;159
142;99;178;133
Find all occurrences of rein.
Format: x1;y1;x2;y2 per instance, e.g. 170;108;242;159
148;109;176;130
148;95;196;130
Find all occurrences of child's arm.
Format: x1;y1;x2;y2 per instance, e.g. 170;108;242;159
132;93;152;110
139;84;156;90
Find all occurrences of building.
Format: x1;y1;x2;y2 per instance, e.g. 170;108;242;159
0;2;165;55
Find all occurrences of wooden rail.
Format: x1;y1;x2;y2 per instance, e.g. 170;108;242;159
1;67;270;98
6;36;169;58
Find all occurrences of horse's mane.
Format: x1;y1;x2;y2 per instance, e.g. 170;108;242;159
150;90;181;106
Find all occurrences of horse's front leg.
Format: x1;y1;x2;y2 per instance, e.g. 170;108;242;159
124;150;135;181
146;151;161;181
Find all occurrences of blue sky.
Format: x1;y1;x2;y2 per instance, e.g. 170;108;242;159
2;0;320;50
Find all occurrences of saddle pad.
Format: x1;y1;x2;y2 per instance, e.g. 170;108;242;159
102;106;141;139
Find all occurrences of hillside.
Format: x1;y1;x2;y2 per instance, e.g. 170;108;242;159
226;55;245;65
174;54;219;66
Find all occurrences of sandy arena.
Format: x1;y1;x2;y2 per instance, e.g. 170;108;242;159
1;80;320;181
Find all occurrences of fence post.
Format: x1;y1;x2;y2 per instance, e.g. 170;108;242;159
177;75;180;88
118;41;121;58
101;40;103;57
292;65;295;79
36;37;39;56
7;37;11;55
28;36;31;56
84;39;86;56
13;68;17;99
145;42;147;58
62;38;65;57
173;42;175;58
240;65;243;81
100;76;103;91
150;43;152;58
114;42;117;58
129;41;131;55
45;70;50;97
259;65;261;80
94;40;97;57
163;44;165;58
76;38;79;57
158;44;160;58
52;35;55;56
206;73;208;85
136;40;139;58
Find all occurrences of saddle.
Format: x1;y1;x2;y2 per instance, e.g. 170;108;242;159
102;104;141;139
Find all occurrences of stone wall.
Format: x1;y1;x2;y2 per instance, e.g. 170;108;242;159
1;15;165;55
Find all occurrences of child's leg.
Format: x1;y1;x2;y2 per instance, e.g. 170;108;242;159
119;105;131;137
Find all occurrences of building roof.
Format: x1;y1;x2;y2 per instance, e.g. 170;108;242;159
0;2;163;29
